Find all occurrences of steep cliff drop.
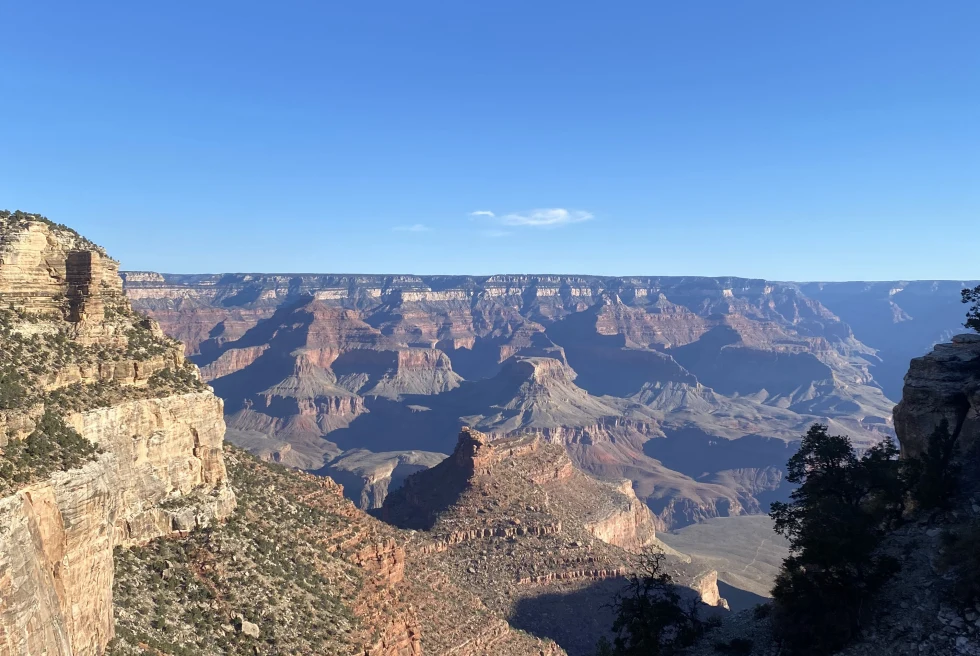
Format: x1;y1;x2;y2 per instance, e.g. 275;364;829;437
0;212;565;656
894;333;980;458
0;211;235;656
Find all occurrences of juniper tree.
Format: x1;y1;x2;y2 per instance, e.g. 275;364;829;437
769;425;904;655
963;284;980;333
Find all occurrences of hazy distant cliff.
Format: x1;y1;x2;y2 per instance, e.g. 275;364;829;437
120;270;965;529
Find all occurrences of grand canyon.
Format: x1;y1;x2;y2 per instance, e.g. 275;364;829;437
123;272;971;532
2;211;978;656
3;5;977;654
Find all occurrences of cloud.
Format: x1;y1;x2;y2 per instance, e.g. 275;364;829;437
499;208;593;227
481;229;512;238
469;210;496;218
393;224;431;232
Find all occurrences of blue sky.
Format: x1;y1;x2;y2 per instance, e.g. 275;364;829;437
1;1;977;280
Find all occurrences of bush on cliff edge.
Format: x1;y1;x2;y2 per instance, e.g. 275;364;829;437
769;424;906;656
963;284;980;333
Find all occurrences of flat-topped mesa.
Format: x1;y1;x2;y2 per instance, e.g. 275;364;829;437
894;333;980;458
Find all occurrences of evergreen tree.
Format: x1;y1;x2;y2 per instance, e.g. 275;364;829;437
963;284;980;333
769;425;904;655
598;550;703;656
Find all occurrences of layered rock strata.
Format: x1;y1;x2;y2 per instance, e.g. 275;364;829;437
0;212;235;656
383;428;725;655
124;270;904;529
894;333;980;458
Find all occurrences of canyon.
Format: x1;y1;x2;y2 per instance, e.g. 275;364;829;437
124;271;974;534
0;214;567;655
0;211;736;656
3;210;977;655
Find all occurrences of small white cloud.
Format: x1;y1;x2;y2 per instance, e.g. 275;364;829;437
393;224;431;232
481;230;511;238
500;208;593;228
470;210;496;218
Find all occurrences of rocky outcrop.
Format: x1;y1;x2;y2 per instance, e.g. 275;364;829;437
583;479;661;552
383;429;725;653
894;334;980;458
0;213;236;656
0;219;119;316
67;392;235;545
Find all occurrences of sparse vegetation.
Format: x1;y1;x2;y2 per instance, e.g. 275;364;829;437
0;209;104;252
148;361;209;395
0;409;101;494
124;320;176;359
108;447;366;656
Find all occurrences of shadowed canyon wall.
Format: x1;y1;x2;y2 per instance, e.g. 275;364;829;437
122;272;974;529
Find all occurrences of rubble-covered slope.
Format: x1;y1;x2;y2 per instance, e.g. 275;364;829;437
109;445;562;656
382;428;727;656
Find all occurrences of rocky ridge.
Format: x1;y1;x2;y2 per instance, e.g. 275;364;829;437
123;271;905;530
382;427;727;655
108;445;562;656
0;212;567;656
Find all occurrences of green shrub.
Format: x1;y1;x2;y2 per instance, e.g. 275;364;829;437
0;365;28;409
0;409;101;492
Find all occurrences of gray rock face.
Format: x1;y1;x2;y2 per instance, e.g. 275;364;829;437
893;334;980;458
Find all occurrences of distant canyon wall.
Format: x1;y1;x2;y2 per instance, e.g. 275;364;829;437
122;271;973;529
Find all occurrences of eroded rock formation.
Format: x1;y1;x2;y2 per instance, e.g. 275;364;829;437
382;428;726;655
894;333;980;457
0;212;570;656
0;212;236;656
124;271;908;529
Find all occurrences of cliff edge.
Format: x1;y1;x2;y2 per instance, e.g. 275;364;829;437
0;211;235;656
894;333;980;458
